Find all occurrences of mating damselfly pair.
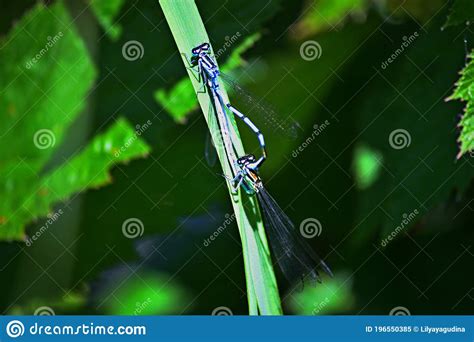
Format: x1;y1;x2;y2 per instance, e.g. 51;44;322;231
186;42;332;285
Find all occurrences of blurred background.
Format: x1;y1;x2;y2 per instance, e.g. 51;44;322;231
0;0;473;315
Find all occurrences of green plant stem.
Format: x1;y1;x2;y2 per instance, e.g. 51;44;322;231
159;0;282;315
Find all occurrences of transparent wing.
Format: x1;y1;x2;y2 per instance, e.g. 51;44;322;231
256;186;332;285
204;131;217;167
204;86;236;168
219;72;300;139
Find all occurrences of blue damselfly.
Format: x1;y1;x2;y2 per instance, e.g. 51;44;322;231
188;43;330;284
186;42;267;169
185;43;300;167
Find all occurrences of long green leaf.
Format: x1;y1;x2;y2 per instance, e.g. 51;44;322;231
159;0;282;315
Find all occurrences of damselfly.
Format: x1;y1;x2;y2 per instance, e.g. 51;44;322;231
188;43;330;283
186;43;267;169
229;154;333;284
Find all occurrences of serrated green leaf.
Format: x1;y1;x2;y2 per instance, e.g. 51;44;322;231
0;3;151;241
0;2;96;168
449;50;474;156
154;78;197;123
89;0;126;40
444;0;474;28
0;118;151;241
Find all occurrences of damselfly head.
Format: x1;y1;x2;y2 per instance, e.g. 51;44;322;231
191;43;210;55
237;154;256;167
191;43;211;67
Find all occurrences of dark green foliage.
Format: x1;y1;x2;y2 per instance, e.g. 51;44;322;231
0;2;150;241
0;0;472;316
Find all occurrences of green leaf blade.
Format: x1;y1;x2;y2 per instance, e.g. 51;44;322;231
159;0;282;315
